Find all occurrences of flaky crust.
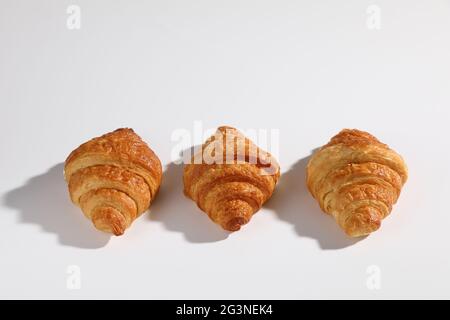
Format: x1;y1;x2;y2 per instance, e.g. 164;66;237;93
306;129;408;237
64;128;162;235
183;126;280;231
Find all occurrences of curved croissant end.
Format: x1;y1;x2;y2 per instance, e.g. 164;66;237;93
183;126;280;231
306;129;408;238
64;128;162;236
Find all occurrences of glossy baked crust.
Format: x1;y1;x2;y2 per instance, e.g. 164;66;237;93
306;129;408;237
64;128;162;235
183;126;280;231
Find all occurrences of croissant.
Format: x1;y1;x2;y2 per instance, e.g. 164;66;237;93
183;126;280;231
306;129;408;237
64;128;162;236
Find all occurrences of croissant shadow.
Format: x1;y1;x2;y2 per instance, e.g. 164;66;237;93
265;152;363;250
2;163;111;249
149;150;230;243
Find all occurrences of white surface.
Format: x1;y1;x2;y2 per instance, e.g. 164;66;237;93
1;0;450;299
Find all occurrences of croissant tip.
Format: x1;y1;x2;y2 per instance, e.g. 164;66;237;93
217;125;237;132
92;207;128;236
343;215;382;238
113;127;135;133
111;224;125;236
223;217;248;232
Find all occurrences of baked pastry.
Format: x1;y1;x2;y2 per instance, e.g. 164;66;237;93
183;126;280;231
64;128;162;236
306;129;408;237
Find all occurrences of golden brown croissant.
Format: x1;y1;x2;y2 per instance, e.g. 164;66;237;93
64;128;162;236
183;126;280;231
306;129;408;237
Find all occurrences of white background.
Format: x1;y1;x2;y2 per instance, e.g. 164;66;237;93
1;0;450;299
